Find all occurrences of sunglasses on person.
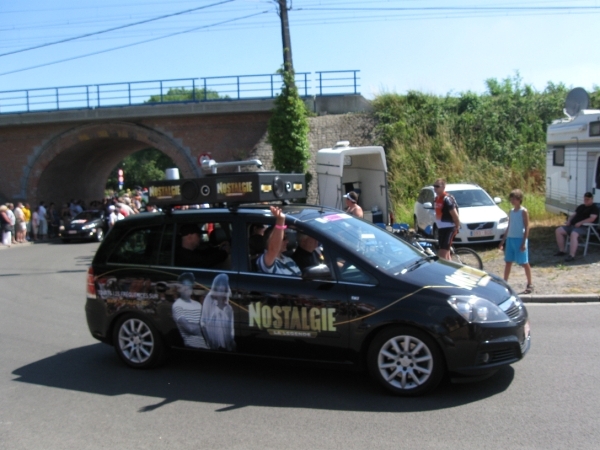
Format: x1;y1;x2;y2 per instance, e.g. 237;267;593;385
433;184;442;188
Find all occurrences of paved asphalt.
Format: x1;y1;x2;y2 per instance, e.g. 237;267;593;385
2;240;600;450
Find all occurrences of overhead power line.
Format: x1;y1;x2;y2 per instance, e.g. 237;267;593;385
0;0;235;58
296;5;600;12
0;10;270;77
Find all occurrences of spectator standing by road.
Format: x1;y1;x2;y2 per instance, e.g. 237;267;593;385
22;203;31;241
47;203;60;238
1;205;13;247
499;189;533;294
60;203;71;227
31;208;39;241
6;203;17;245
37;202;47;241
14;202;26;243
433;178;461;261
344;191;364;218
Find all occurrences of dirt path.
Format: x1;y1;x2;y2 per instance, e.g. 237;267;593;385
477;218;600;296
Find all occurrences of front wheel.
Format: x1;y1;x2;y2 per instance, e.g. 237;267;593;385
451;247;483;270
113;315;166;369
367;327;444;396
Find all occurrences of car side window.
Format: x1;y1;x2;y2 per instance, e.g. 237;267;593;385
174;221;232;270
426;189;435;203
157;224;175;266
107;226;164;265
335;256;377;285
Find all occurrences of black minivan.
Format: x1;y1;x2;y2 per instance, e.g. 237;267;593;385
85;200;530;396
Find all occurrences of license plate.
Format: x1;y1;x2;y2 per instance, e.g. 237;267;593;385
68;230;77;234
471;229;493;237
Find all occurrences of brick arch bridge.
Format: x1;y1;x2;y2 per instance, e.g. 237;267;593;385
0;96;371;205
28;121;199;203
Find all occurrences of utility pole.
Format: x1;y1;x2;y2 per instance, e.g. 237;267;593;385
276;0;294;75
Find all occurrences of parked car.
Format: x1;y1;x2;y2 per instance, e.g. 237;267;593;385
85;197;529;396
59;210;107;243
414;183;509;244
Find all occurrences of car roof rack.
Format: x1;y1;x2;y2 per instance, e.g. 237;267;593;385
147;170;306;210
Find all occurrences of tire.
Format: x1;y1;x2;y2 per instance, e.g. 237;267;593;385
113;315;166;369
95;229;104;242
452;247;484;270
367;327;444;396
62;239;70;243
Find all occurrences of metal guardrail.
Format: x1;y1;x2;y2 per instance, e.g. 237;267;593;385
0;70;360;115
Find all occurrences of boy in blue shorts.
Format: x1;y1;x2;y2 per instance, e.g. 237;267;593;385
499;189;533;294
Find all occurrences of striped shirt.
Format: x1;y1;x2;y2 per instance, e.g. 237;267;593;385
172;298;208;349
257;253;302;276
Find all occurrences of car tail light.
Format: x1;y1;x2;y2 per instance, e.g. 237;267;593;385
87;267;96;299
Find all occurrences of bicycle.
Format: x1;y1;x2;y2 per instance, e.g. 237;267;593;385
392;224;484;270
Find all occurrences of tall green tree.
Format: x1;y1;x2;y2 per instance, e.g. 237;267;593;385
267;69;310;177
106;148;175;191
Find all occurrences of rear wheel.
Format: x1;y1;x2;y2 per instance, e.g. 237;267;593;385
451;247;483;270
367;327;444;396
113;315;166;369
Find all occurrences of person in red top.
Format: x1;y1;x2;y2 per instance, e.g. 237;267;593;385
433;178;461;260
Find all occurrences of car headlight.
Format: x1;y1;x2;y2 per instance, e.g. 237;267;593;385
81;223;96;230
447;295;510;323
499;217;509;224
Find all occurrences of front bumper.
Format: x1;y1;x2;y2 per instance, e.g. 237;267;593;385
454;224;507;243
444;317;531;377
59;227;98;239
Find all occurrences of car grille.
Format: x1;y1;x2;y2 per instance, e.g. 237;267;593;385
466;222;495;230
467;236;495;242
499;296;524;321
475;348;519;365
504;303;523;321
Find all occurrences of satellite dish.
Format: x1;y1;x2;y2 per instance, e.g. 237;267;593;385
564;88;590;117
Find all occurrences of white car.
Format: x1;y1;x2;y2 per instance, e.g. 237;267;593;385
413;183;509;244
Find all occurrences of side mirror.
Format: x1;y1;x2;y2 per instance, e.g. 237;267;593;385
423;202;433;209
302;264;332;281
494;197;502;204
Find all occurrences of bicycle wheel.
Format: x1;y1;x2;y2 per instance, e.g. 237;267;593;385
451;247;483;270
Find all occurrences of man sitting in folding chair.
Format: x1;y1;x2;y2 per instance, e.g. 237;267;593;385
554;192;599;262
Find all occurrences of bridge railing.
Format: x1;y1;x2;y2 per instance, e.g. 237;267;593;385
0;70;360;115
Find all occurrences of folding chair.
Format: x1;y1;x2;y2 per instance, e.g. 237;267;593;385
582;222;600;256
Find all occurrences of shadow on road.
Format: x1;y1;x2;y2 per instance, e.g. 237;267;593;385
13;344;515;413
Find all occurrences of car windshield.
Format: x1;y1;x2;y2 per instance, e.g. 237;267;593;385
448;189;495;207
74;211;102;221
307;213;421;273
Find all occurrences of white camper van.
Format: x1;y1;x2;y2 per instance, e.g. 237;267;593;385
316;141;391;224
546;88;600;215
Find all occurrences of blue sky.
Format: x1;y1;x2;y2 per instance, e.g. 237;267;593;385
1;0;599;100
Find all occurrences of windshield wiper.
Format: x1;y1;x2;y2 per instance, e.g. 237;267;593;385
398;254;438;275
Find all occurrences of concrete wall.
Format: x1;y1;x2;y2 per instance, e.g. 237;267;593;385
251;113;378;204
